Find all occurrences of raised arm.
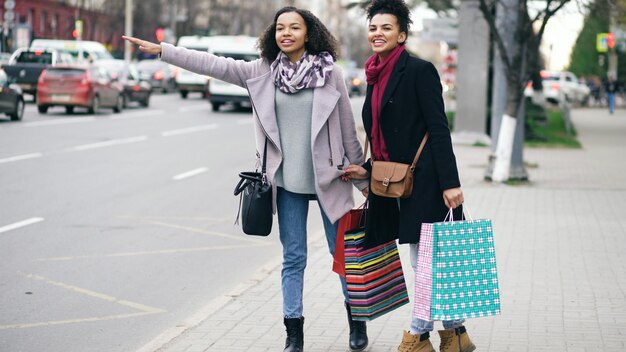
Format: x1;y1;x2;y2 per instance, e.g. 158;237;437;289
123;36;266;88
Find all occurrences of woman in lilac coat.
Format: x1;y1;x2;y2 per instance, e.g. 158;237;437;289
124;6;368;352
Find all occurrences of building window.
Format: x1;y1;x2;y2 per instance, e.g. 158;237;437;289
28;9;35;26
41;11;48;33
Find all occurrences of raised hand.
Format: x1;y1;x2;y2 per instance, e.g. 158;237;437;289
122;36;162;55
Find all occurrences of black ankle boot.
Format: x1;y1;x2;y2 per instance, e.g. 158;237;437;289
283;317;304;352
345;302;368;351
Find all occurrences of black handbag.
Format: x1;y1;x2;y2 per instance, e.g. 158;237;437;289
234;140;273;236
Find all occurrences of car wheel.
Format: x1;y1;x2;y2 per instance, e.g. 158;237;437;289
181;91;188;99
10;99;25;121
211;102;222;112
37;105;48;114
140;95;150;107
88;96;100;114
113;95;123;113
65;106;74;114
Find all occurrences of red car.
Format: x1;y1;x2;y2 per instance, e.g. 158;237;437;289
37;64;124;114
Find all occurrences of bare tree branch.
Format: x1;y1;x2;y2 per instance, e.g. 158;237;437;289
477;0;513;72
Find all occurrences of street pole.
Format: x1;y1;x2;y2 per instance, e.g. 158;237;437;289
169;0;177;39
608;3;618;79
124;0;133;62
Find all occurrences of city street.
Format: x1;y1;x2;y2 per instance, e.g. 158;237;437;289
0;93;344;352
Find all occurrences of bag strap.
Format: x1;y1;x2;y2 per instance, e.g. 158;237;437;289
364;132;429;168
261;138;268;183
409;132;429;171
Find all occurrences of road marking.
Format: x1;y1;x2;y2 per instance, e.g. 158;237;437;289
236;118;254;125
0;273;166;330
173;167;208;180
36;243;268;262
0;153;43;164
178;104;209;113
0;218;44;234
161;124;218;137
73;136;148;151
23;117;97;127
147;220;268;244
110;109;165;120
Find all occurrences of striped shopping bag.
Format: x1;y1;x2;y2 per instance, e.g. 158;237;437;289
415;214;501;321
345;229;409;321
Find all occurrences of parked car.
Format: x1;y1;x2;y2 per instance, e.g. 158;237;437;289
29;39;113;61
3;48;74;100
94;59;152;107
0;69;25;121
136;60;177;93
0;52;12;68
205;36;259;111
346;69;366;97
37;64;124;114
525;70;590;105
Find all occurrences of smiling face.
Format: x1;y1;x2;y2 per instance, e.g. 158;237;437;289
275;11;308;63
368;13;407;60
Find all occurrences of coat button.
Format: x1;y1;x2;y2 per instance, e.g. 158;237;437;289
388;99;394;104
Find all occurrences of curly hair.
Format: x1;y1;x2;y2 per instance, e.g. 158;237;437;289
257;6;339;62
366;0;413;41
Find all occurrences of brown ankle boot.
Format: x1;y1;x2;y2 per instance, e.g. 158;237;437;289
396;330;435;352
438;326;476;352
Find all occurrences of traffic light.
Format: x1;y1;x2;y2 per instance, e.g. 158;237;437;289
607;33;615;49
155;28;165;42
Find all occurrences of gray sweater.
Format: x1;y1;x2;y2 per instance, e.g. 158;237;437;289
274;88;316;194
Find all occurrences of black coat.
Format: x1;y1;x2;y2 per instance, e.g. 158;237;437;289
362;50;462;246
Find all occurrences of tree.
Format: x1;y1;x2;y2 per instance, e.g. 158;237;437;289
569;0;626;81
476;0;570;181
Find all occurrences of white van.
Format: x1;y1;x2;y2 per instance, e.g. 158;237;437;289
175;36;213;99
205;36;260;111
29;39;113;61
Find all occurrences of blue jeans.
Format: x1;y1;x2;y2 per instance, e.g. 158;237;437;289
607;92;616;114
277;187;349;318
409;243;464;334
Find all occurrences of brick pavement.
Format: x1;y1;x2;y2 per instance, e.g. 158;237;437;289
142;107;626;352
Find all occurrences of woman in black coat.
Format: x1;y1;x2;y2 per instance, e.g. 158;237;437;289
344;1;476;351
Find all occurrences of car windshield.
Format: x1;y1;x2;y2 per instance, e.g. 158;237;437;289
46;68;86;77
17;51;53;64
213;52;259;62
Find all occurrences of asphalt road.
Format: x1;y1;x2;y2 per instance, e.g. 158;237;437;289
0;92;365;352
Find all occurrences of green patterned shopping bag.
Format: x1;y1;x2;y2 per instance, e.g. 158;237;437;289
415;212;501;321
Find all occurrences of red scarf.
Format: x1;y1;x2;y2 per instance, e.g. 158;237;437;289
365;45;405;161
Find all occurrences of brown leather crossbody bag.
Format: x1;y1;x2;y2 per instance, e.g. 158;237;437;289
365;133;429;198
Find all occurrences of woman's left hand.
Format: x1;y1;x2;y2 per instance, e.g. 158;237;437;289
443;187;464;209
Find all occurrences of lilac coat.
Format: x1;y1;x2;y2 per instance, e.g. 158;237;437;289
161;43;367;223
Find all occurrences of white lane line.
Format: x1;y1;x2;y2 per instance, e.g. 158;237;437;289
236;118;254;125
0;218;44;234
178;104;209;113
23;118;97;127
173;167;208;181
110;109;165;120
0;153;43;164
161;124;218;137
73;136;148;151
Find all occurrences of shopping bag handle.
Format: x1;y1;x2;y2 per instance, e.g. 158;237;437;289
443;204;474;222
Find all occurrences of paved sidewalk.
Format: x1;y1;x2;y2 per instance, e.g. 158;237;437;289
144;107;626;352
